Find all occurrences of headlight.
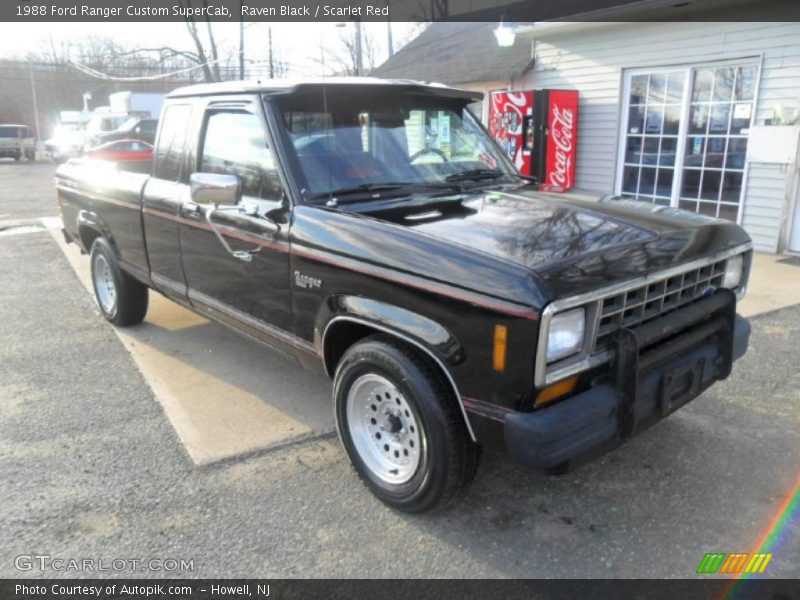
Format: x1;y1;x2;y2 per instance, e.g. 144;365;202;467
721;255;744;290
546;307;586;363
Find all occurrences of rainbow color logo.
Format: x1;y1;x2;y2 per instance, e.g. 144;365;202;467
697;552;773;574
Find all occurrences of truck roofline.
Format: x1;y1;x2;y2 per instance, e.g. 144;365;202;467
167;76;483;101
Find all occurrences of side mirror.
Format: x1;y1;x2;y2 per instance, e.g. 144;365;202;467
190;172;241;206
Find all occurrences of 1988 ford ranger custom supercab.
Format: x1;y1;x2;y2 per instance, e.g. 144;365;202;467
56;78;752;512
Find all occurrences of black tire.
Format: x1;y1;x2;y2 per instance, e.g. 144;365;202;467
334;334;479;513
89;237;148;327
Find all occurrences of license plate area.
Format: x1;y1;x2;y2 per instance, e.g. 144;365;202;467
660;356;705;417
611;289;736;438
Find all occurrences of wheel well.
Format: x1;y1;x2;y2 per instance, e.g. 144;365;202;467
79;226;102;253
323;320;375;378
323;318;477;442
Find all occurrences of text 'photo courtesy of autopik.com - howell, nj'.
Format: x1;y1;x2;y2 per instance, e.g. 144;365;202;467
1;0;800;598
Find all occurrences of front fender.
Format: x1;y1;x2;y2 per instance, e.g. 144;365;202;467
319;294;464;369
318;295;476;442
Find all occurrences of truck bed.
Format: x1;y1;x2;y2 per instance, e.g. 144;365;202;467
56;157;152;277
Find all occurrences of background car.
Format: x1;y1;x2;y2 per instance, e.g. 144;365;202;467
0;124;36;161
86;139;153;162
92;117;158;147
44;124;85;163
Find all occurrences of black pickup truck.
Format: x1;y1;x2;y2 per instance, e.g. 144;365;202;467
56;78;752;512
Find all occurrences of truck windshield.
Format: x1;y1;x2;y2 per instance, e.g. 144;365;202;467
276;89;518;201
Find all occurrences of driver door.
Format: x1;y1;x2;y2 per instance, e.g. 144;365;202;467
179;100;292;335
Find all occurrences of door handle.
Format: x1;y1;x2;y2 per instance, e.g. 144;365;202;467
181;200;201;217
205;206;260;262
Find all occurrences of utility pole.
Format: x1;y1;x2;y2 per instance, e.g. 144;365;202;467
386;1;393;57
28;62;41;150
355;19;363;76
239;2;245;79
268;26;274;78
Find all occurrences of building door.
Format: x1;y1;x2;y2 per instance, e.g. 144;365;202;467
790;178;800;253
616;62;759;223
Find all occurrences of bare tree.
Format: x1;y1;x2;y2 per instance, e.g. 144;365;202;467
0;34;212;135
269;50;289;78
100;6;242;83
174;0;247;82
202;0;222;81
182;19;215;82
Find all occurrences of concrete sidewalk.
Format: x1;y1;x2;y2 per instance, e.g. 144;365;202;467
45;221;334;467
739;252;800;317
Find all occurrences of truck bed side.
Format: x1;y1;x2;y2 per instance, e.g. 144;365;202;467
56;158;152;283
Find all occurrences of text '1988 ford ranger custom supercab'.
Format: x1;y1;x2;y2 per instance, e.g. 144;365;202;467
56;78;752;512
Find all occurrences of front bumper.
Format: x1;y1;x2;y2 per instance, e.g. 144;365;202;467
505;290;749;472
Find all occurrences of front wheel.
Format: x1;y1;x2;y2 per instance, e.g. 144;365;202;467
90;238;148;327
334;335;478;513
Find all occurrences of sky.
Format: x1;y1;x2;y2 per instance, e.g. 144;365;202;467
0;21;423;77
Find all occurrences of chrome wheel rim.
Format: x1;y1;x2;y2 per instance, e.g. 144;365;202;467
346;373;423;485
92;253;117;314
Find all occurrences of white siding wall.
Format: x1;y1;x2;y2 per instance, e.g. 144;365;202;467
456;80;513;123
743;163;793;252
518;21;800;252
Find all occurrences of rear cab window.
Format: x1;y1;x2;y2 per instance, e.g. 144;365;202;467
154;104;192;181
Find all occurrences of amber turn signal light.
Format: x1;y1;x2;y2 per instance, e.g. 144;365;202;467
493;325;507;372
535;375;579;407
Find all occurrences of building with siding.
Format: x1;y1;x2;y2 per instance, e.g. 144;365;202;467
374;15;800;254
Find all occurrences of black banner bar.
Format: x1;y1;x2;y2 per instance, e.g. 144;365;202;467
4;0;800;22
2;579;800;600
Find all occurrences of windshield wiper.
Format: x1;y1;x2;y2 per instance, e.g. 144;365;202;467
314;181;462;204
312;182;413;200
444;168;506;182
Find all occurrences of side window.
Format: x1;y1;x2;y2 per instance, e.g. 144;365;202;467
199;111;281;201
154;104;192;182
467;99;484;124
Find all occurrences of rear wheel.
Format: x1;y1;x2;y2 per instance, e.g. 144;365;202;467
334;335;478;513
90;238;148;327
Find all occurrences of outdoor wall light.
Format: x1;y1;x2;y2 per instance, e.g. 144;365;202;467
494;20;516;47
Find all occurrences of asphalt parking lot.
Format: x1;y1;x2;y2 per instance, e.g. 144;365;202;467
1;161;798;578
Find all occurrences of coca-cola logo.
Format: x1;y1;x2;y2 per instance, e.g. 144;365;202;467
548;104;575;188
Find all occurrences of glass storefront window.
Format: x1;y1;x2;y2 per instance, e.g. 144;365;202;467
618;62;758;222
619;70;685;205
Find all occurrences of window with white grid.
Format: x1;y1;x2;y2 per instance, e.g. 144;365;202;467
617;62;758;222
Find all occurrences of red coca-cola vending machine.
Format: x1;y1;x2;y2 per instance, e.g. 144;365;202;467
488;89;579;190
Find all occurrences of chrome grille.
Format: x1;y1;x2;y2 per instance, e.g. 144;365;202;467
592;259;727;354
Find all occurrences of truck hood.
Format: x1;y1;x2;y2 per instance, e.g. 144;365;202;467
361;186;751;299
